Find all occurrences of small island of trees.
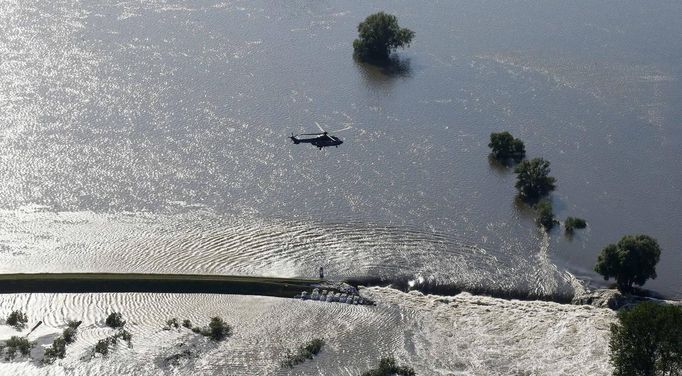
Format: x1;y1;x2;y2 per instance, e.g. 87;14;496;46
353;12;414;63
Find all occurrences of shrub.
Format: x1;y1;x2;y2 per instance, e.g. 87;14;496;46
564;217;587;233
43;336;66;364
6;310;28;330
62;327;77;344
182;319;192;329
4;336;34;360
281;338;325;368
117;329;133;344
535;200;557;231
94;338;111;356
594;234;661;292
62;320;81;344
609;302;681;375
488;132;525;163
105;312;125;329
514;158;557;201
208;317;232;341
362;357;416;376
353;12;414;62
166;318;180;329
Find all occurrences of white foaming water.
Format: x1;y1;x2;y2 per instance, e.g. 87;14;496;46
0;288;614;375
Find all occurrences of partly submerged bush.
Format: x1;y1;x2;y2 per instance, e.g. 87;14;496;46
535;200;557;231
6;310;28;330
166;318;180;329
92;329;133;357
281;338;325;368
514;158;557;201
105;312;125;329
208;317;232;341
564;217;587;233
62;320;81;344
3;336;34;360
43;336;66;364
94;338;111;356
189;317;232;341
488;132;526;164
362;357;416;376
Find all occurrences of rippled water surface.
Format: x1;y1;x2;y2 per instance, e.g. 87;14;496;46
0;0;680;336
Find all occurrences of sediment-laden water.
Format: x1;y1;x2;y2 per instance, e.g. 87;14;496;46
0;0;680;373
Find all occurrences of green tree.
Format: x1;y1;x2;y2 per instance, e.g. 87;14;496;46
594;235;661;292
488;132;526;163
513;158;557;200
535;200;556;231
564;217;587;233
353;12;414;62
609;301;682;376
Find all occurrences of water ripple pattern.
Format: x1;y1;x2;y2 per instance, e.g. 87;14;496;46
0;289;614;375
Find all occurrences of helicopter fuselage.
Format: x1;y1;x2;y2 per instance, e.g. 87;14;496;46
290;134;343;149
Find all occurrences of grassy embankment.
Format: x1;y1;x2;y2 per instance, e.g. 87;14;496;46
0;273;321;298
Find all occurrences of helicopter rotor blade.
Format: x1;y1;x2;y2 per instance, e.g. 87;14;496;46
314;122;326;133
327;125;352;133
300;132;324;136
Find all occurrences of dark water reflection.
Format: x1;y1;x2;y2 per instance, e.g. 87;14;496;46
0;0;680;298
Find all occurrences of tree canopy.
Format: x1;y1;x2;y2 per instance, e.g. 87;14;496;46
353;12;414;62
535;200;556;231
488;132;526;163
513;158;557;200
609;301;681;376
594;234;661;292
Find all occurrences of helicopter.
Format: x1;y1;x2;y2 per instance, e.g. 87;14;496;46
290;122;351;150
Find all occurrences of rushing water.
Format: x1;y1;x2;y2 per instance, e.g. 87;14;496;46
0;288;616;375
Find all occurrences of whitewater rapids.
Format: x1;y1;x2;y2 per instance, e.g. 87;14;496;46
0;287;614;375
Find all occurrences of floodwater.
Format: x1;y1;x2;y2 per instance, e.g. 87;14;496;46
1;0;680;373
0;0;680;335
1;0;678;297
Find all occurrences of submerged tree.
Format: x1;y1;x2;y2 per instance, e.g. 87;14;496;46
105;312;125;329
488;132;526;164
609;301;682;376
535;200;557;231
513;158;557;201
564;217;587;234
6;310;28;330
353;12;414;62
362;357;416;376
594;234;661;293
